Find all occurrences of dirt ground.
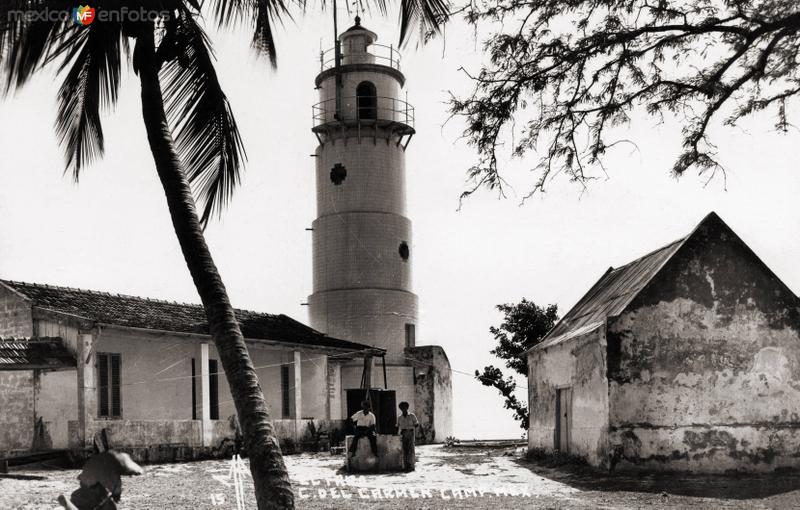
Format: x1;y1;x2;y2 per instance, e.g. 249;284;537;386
3;445;800;509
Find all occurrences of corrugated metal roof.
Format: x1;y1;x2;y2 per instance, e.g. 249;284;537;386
0;280;377;353
536;237;686;349
0;337;76;370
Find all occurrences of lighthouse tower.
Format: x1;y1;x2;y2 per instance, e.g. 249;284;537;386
309;18;452;442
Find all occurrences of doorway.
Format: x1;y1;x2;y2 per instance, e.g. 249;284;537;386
554;387;572;454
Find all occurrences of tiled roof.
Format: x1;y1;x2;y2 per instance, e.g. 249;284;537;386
0;280;377;353
0;337;76;369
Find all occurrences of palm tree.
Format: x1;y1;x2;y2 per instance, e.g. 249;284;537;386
0;0;447;508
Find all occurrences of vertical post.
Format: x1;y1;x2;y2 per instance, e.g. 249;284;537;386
405;91;409;124
293;351;303;420
362;355;373;391
196;342;212;447
327;359;342;420
332;0;342;120
76;332;96;448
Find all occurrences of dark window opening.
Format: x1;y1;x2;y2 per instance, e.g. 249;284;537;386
405;324;416;348
209;359;219;420
399;241;410;261
281;365;291;418
192;357;220;420
97;353;121;418
191;358;197;420
356;81;377;120
330;163;347;185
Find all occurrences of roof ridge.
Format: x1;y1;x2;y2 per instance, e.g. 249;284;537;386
1;278;206;309
610;236;686;273
1;278;281;319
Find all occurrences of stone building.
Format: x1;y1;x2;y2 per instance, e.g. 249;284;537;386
526;212;800;472
308;17;452;442
0;279;380;460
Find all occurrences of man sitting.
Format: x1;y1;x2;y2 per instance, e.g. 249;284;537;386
349;400;378;457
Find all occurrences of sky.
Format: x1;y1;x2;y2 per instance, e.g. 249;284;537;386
1;8;799;440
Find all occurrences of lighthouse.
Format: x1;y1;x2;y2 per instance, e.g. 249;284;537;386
308;17;452;442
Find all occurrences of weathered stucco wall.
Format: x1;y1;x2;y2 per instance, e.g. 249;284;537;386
300;353;328;419
98;330;196;421
0;286;34;454
607;220;800;472
528;327;609;466
0;371;34;454
35;369;78;449
0;284;32;337
408;345;452;444
211;343;290;421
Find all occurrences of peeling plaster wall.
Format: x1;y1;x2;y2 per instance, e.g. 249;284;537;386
528;328;609;466
0;286;34;454
300;353;328;419
408;346;452;444
0;284;32;337
607;220;800;472
35;369;77;449
0;371;34;454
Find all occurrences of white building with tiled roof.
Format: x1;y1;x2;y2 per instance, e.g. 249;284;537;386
0;279;380;461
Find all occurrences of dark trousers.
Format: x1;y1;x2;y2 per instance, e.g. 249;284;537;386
349;426;377;456
400;429;415;470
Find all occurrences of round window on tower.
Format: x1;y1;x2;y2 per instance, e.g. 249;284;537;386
330;163;347;185
399;241;410;261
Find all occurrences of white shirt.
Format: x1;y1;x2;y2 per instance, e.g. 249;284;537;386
351;411;376;427
397;412;419;430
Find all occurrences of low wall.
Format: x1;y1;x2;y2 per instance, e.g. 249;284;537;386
70;419;203;449
66;418;346;463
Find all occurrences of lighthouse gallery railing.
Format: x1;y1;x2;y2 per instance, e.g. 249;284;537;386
319;43;402;73
312;96;415;129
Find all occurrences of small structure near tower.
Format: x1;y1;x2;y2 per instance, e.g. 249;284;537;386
309;17;452;444
526;213;800;472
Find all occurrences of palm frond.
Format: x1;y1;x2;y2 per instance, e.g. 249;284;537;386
0;0;75;93
160;8;246;227
54;21;125;179
252;0;292;66
397;0;449;47
207;0;292;67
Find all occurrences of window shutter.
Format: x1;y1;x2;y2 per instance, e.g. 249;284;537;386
98;353;109;417
209;359;219;420
191;358;197;420
110;354;121;417
281;365;291;418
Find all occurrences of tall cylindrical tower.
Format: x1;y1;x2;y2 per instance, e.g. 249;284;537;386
308;17;417;367
308;18;453;441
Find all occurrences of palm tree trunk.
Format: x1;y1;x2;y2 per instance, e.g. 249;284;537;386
135;27;294;509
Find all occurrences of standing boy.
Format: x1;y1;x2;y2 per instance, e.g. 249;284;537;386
349;400;378;457
396;401;419;471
